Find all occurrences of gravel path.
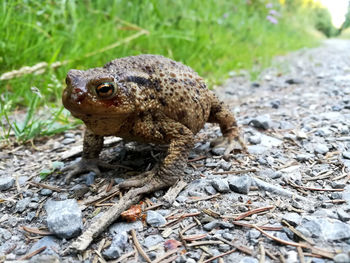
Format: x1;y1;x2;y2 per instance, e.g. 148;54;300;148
1;39;350;263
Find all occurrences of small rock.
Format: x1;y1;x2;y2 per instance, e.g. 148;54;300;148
45;199;83;239
109;221;143;235
211;147;225;156
285;78;304;85
249;115;271;130
222;232;234;240
228;175;252;194
0;228;11;241
146;210;166;227
286;250;298;263
204;185;217;195
211;178;230;193
334;253;350;263
0;176;15;191
314;144;329;154
203;220;234;231
218;243;230;252
102;231;128;259
29;236;60;255
337;209;350;222
342;151;350;159
61;138;75;145
247;229;261;244
282;213;302;227
239;257;259;263
248;135;261;144
40;189;53;196
15;197;31;212
143;235;164;249
296;153;313;162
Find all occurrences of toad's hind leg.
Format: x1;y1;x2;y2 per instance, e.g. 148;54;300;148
208;95;246;158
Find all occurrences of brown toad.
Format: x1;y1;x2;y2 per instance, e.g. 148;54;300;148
62;54;245;194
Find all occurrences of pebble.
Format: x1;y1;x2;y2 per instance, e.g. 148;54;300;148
143;235;164;249
314;144;329;154
334;253;350;263
61;138;75;145
45;199;83;239
211;147;225;156
247;229;261;244
29;236;60;256
0;228;11;241
228;175;252;194
342;151;350;159
296;153;313;162
239;257;259;263
146;210;166;227
204;185;217;195
102;231;128;259
211;178;230;193
249;115;271;130
0;176;15;191
282;213;302;227
248;134;261;144
15;197;31;212
40;189;53;196
203;220;234;231
337;209;350;222
109;221;143;235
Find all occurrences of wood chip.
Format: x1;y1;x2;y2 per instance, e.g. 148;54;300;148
131;229;151;263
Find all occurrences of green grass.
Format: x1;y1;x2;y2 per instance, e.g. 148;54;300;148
0;0;319;142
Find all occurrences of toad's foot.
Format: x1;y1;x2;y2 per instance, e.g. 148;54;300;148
62;158;126;182
118;169;175;194
211;134;247;160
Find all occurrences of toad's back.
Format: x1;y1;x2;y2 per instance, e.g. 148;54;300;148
105;54;213;134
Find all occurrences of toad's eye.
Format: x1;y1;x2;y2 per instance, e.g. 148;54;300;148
96;82;115;98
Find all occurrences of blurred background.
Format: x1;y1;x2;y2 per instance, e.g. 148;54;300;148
1;0;350;142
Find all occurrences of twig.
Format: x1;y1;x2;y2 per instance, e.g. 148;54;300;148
18;246;46;260
259;242;265;263
234;206;274;220
186;193;221;203
180;223;197;235
81;185;120;206
253;225;307;248
161;179;187;205
187;241;223;247
288;180;343;192
188;156;207;162
202;249;236;263
21;226;52;236
213;168;257;175
183;233;207;241
70;188;143;252
152;249;179;263
28;181;64;192
281;220;315;245
230;221;283;231
215;236;253;255
131;229;151;263
297;246;305;263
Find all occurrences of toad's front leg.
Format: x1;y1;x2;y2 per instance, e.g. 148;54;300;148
118;116;194;194
62;129;117;182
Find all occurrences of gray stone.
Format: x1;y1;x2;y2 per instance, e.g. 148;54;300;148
109;221;143;235
342;185;350;204
29;255;60;263
203;220;234;231
239;257;259;263
143;234;163;249
102;231;128;259
45;199;83;239
211;147;225;156
146;210;166;227
211;178;230;193
228;175;251;194
337;209;350;222
40;189;52;196
218;243;231;252
222;232;234;240
0;228;11;241
282;213;302;227
300;216;350;241
15;197;31;212
218;160;232;171
334;253;350;263
247;145;268;155
204;185;217;195
0;176;14;191
61;138;75;145
296;153;314;162
247;229;261;244
248;135;261;144
249;115;271;130
343;151;350;159
314;144;329;154
29;236;60;255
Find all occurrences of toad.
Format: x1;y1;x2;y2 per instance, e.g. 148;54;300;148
62;54;245;194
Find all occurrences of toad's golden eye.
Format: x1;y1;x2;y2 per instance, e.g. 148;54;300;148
96;82;115;98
